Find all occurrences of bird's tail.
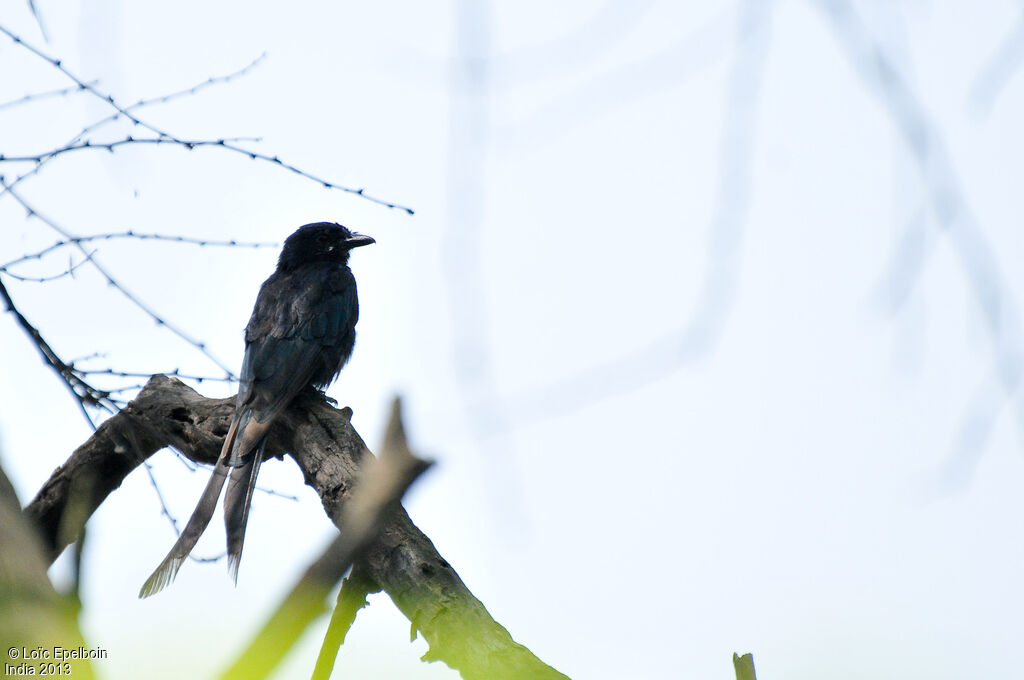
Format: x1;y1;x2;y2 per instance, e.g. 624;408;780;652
223;439;267;584
138;462;231;598
138;414;243;598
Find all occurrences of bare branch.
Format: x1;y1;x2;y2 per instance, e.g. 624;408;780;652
0;24;213;142
76;368;236;384
2;231;276;272
132;52;267;108
0;55;260;199
967;10;1024;115
0;250;94;282
0;178;238;380
0;135;260;163
464;0;773;434
0;80;97;110
0;276;118;419
817;0;1024;485
0;25;414;213
307;397;433;680
25;0;48;42
24;376;567;679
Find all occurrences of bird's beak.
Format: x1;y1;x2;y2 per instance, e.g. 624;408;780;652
345;233;375;249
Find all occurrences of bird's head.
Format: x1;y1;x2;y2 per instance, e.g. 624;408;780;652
277;222;375;270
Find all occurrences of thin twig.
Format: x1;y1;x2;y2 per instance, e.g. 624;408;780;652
0;135;415;213
140;461;223;564
132;53;267;108
0;81;97;111
0;24;202;142
0;135;260;163
25;0;48;42
2;231;277;271
0;55;262;200
0;25;414;213
76;368;236;384
0;177;238;380
0;276;117;419
0;251;95;282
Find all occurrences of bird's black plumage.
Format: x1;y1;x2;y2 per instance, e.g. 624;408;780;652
140;222;373;598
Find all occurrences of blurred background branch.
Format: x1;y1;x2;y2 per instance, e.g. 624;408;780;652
0;457;94;679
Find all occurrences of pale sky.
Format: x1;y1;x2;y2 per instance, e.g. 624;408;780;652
2;1;1024;679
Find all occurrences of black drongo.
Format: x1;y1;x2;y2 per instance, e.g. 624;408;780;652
140;222;374;597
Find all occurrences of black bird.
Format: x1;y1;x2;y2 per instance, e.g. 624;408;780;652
139;222;374;598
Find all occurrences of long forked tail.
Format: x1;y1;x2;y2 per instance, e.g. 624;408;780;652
138;463;231;597
223;439;267;584
138;416;242;598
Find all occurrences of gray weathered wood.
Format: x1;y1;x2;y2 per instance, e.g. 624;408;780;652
24;375;567;680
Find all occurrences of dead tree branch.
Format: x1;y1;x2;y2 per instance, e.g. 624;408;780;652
222;396;434;680
23;375;567;679
0;277;118;427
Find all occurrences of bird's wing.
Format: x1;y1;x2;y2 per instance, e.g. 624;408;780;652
238;267;358;430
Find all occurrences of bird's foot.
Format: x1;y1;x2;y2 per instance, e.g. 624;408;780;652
310;387;337;406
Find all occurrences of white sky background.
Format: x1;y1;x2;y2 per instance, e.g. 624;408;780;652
2;1;1024;678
